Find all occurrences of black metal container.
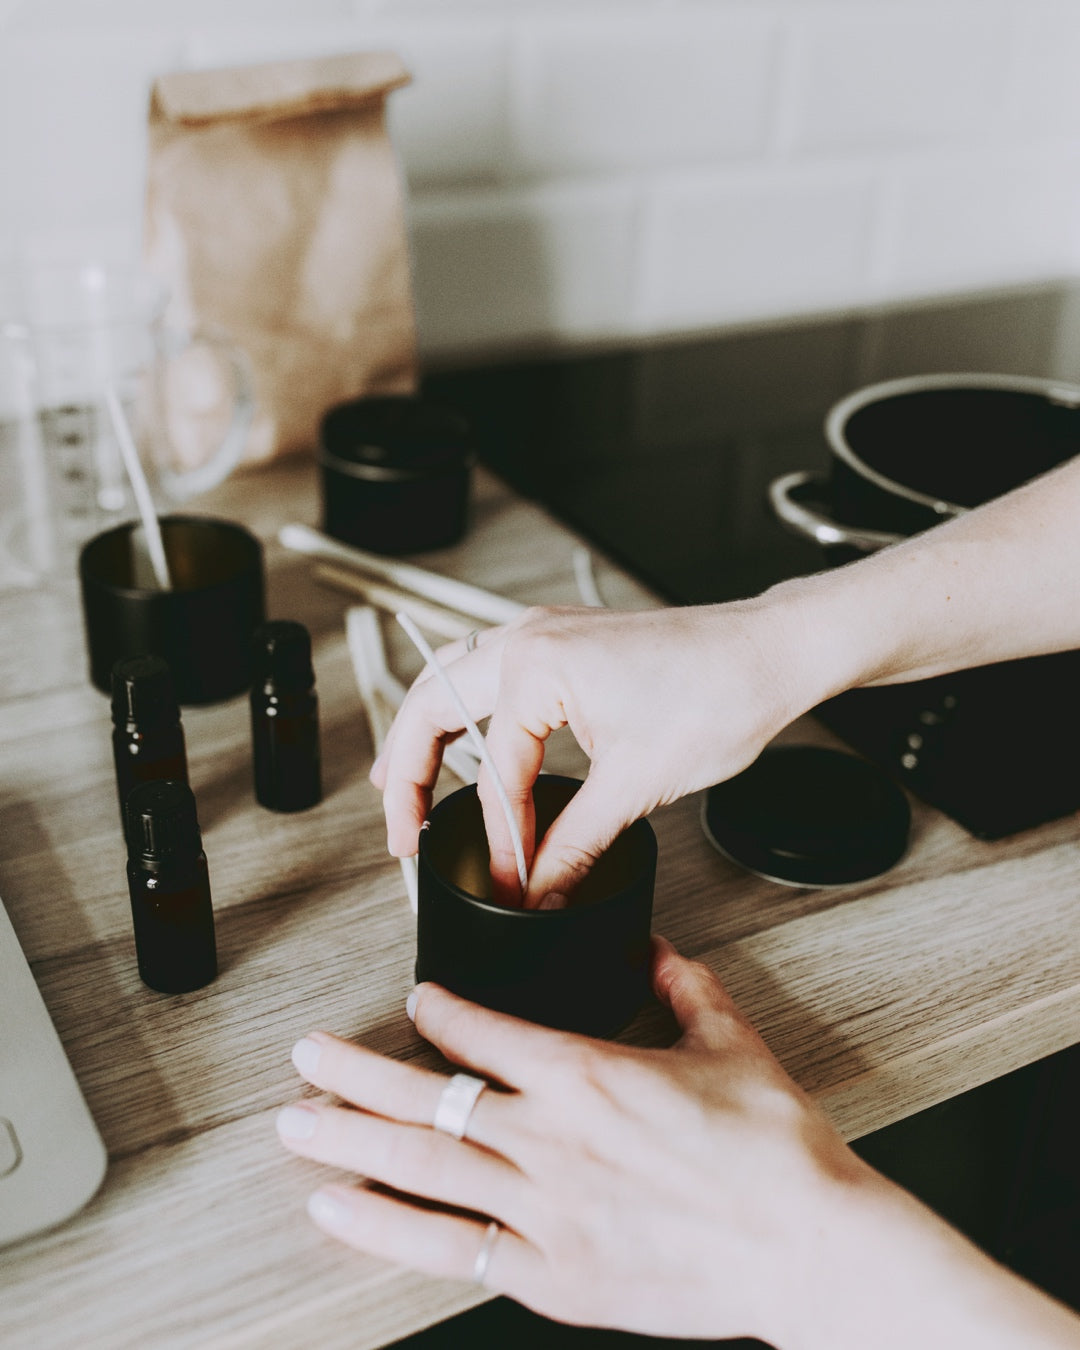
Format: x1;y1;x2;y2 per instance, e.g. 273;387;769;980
79;515;265;706
416;775;656;1038
766;373;1080;839
319;395;474;555
769;372;1080;558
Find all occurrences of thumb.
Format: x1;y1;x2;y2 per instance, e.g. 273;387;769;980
522;768;639;907
651;935;757;1051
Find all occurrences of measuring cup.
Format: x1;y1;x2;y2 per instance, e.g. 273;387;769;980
0;264;253;586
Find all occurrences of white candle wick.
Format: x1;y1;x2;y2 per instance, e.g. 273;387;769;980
105;384;172;592
395;612;530;899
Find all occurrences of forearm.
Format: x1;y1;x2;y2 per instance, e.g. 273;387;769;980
758;456;1080;707
783;1165;1080;1350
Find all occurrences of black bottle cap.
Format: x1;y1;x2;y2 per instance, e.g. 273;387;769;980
251;620;314;691
126;780;203;863
702;744;911;887
111;654;180;729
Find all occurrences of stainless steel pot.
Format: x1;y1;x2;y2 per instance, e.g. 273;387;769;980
769;372;1080;555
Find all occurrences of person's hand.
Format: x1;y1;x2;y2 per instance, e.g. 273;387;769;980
276;939;1080;1349
275;938;866;1345
371;601;821;905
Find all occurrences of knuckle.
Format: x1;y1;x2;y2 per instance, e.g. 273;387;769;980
577;1046;649;1108
502;606;572;667
476;773;532;813
546;840;603;887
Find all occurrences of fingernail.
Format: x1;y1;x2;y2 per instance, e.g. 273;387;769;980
291;1036;322;1078
308;1188;353;1229
276;1104;318;1140
405;988;418;1022
538;892;568;911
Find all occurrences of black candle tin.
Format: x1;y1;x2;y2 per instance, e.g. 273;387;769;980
79;515;265;706
416;775;657;1037
319;395;474;555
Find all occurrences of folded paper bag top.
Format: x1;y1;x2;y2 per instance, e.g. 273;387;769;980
144;51;418;466
149;51;411;124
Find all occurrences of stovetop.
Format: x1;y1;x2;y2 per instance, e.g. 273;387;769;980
426;283;1080;839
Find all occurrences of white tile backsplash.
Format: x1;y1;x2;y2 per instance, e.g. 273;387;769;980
409;181;639;355
637;163;878;332
510;12;779;176
885;143;1080;292
0;0;1078;361
1003;4;1080;135
790;7;1012;154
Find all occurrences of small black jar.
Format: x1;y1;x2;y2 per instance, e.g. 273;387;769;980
319;395;474;555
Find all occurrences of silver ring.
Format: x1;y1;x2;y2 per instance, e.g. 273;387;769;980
432;1072;486;1141
472;1220;500;1286
465;628;480;653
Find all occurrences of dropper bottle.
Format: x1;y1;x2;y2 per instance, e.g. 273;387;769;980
110;655;188;821
250;620;323;813
125;780;217;994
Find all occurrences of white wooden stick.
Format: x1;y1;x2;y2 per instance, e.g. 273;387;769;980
315;563;477;640
279;522;525;627
344;605;479;784
106;384;172;591
396;612;529;897
345;606;418;914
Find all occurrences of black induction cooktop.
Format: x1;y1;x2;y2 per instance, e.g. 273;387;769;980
425;283;1080;839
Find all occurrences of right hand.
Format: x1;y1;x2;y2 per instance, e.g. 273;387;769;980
371;600;817;905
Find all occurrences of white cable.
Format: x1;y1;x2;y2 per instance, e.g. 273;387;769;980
396;612;529;897
345;606;478;784
573;546;604;608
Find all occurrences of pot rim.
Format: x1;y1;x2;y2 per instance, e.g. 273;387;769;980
824;371;1080;518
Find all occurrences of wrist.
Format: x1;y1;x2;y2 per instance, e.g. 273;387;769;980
775;1153;1080;1350
752;545;951;703
726;573;877;730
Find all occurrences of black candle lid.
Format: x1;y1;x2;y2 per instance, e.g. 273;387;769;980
701;744;911;887
319;396;473;481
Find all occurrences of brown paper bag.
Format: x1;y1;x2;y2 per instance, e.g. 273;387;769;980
144;51;417;465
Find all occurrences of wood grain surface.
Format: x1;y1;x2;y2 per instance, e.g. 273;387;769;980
1;456;1078;1350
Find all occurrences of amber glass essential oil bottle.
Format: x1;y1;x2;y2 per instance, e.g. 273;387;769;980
249;620;322;813
110;654;188;822
125;779;217;994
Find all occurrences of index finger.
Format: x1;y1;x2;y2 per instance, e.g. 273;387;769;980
374;629;507;855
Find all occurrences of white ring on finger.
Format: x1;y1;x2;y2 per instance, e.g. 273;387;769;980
472;1220;500;1286
465;628;481;653
432;1072;486;1141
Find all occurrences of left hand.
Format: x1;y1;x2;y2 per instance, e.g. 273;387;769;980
274;937;863;1344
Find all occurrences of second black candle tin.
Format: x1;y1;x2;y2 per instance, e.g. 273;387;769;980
319;395;474;555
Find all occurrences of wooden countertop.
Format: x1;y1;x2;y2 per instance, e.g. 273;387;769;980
2;457;1079;1349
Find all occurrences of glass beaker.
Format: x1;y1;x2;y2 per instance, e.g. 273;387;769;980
0;264;253;586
